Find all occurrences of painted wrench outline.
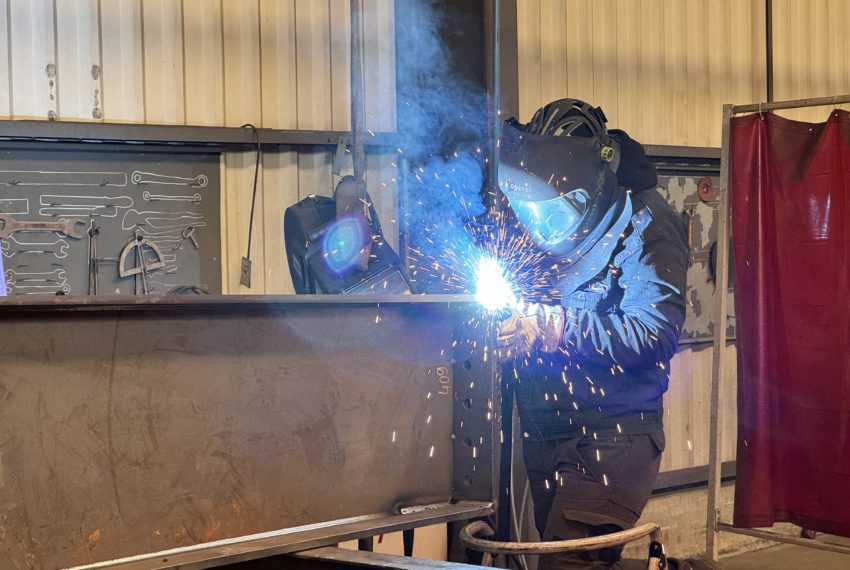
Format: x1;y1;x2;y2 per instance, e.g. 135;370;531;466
132;171;208;188
5;268;71;295
121;209;205;233
1;236;70;259
0;214;87;239
142;191;202;204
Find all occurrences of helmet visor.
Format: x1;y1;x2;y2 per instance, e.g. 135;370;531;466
510;190;588;247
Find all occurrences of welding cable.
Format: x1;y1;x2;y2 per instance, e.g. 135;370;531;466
166;285;210;295
241;123;262;268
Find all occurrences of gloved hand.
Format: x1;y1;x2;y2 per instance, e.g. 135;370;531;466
496;300;565;357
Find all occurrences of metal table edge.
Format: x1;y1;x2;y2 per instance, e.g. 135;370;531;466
0;293;478;312
69;501;494;570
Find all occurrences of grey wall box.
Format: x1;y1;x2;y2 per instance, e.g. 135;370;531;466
0;148;221;296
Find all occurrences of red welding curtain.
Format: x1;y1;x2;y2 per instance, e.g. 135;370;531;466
731;110;850;536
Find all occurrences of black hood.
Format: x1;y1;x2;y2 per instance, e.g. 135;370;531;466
609;129;658;191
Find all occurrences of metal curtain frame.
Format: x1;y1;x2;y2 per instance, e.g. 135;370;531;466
706;94;850;561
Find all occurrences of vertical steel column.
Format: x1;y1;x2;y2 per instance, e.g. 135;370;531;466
452;312;501;505
484;0;502;213
766;0;774;102
706;103;734;561
350;0;366;193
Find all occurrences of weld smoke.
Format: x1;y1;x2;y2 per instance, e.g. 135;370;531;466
395;0;489;290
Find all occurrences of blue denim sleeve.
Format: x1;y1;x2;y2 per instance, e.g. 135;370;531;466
561;234;688;371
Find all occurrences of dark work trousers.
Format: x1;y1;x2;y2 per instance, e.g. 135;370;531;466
522;432;665;569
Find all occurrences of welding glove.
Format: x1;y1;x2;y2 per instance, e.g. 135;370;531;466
496;300;565;357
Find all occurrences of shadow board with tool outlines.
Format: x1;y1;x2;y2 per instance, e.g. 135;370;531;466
0;148;221;296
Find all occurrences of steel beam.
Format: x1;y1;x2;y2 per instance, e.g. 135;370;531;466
0;120;400;149
0;298;494;568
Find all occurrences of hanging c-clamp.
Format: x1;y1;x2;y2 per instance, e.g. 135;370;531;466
119;229;166;295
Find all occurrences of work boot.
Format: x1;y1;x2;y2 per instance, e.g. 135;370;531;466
665;557;722;570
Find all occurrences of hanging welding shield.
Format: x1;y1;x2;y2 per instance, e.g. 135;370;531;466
498;118;620;258
284;176;415;295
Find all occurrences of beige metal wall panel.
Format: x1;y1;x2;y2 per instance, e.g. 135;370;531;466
295;0;332;131
100;0;145;122
707;0;730;148
8;0;56;120
55;0;102;121
772;0;850;123
640;0;666;144
223;0;263;128
223;150;266;294
662;0;688;146
590;0;619;127
827;0;849;104
538;0;567;107
517;0;541;121
330;0;352;131
183;0;225;126
261;151;299;294
685;0;710;147
0;0;9;118
662;344;738;473
564;0;594;106
259;0;298;129
362;0;396;132
615;0;641;140
297;148;334;199
141;0;185;124
516;0;767;146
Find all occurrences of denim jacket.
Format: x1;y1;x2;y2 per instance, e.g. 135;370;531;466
511;188;689;440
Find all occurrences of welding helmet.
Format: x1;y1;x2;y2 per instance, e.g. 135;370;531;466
498;99;624;259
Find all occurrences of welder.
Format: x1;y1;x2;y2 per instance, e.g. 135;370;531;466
496;99;707;569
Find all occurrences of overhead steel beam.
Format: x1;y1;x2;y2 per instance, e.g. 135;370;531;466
0;120;400;149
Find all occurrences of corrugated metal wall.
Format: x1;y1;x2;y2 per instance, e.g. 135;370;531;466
0;0;396;294
772;0;850;122
517;0;850;147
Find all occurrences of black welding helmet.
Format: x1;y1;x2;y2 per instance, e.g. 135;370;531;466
499;99;623;256
499;99;633;291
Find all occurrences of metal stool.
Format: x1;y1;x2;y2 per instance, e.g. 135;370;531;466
459;520;667;569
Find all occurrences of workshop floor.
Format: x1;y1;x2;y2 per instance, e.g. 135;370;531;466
720;534;850;569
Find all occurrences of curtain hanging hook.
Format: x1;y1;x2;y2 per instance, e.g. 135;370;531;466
833;96;843;113
758;102;764;119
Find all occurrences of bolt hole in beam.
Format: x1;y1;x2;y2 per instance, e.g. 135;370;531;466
464;437;474;448
463;398;473;410
463;475;474;487
463;359;472;371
